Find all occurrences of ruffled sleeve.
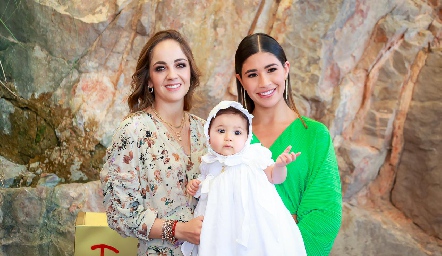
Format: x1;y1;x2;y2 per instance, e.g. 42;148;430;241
245;143;274;170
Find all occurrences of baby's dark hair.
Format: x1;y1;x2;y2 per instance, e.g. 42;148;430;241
208;107;250;134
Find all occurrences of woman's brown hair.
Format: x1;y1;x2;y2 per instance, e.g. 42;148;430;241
128;29;201;113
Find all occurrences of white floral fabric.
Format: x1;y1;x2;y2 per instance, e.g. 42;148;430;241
101;111;206;256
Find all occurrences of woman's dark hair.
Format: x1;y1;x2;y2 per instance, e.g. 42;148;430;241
208;107;250;135
128;29;201;113
235;33;306;128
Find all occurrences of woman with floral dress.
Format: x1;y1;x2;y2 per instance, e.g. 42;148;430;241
100;29;206;256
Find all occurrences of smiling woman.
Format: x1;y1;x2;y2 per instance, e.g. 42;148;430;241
100;30;207;256
235;33;342;256
236;51;289;109
148;40;191;106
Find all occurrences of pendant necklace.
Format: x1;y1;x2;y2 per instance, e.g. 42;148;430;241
152;108;186;141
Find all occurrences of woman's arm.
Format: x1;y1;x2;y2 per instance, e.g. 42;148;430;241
101;117;206;245
146;216;203;244
101;122;157;240
296;124;342;256
174;217;204;244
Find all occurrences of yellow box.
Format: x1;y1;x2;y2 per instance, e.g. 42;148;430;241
74;212;138;256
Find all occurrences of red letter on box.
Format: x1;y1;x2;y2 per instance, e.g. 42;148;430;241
91;244;119;256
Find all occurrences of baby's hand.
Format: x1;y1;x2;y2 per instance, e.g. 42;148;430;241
275;145;301;167
186;179;201;196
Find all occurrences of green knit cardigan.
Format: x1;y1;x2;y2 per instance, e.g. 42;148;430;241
251;116;342;256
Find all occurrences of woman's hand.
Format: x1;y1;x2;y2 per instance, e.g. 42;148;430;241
175;216;204;244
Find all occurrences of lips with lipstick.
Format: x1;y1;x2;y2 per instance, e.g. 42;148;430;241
258;88;275;97
165;83;181;89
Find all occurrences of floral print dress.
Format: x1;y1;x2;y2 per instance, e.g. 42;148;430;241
100;111;206;256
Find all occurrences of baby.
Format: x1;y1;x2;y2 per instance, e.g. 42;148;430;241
181;101;306;256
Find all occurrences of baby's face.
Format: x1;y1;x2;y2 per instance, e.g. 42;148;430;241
209;113;248;156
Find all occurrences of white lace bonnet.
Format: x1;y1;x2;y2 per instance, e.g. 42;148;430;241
204;100;254;151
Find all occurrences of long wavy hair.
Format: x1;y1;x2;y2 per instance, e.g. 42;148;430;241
235;33;307;128
128;30;201;113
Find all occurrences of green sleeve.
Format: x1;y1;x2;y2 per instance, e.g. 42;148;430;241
297;123;342;256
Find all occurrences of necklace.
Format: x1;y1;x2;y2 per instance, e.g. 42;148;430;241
152;108;186;141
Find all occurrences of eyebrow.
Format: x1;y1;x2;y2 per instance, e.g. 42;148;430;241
232;126;246;131
214;125;245;130
152;58;188;66
244;63;278;75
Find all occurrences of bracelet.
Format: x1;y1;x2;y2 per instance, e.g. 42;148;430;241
161;219;178;244
172;220;178;238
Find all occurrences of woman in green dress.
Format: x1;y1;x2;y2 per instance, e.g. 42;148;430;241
234;33;342;256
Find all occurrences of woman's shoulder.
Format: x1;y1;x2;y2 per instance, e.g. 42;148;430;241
115;111;153;133
298;116;332;138
189;113;206;123
189;113;206;124
299;116;329;130
123;110;150;121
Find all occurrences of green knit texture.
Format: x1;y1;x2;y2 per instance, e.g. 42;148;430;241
252;117;342;256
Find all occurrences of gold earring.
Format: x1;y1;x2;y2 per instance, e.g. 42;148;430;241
285;80;288;101
243;88;247;109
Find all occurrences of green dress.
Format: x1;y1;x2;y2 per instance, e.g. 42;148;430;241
251;116;342;256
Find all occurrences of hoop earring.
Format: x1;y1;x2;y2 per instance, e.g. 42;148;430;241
243;88;247;109
148;86;154;93
285;80;288;101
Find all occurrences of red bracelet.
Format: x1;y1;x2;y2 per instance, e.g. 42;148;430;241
161;220;178;244
171;220;178;239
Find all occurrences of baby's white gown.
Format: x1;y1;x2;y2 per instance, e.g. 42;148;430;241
181;143;306;256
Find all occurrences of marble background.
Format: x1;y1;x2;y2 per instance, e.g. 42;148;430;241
0;0;441;255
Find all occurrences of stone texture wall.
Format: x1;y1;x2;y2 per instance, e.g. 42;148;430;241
0;0;441;255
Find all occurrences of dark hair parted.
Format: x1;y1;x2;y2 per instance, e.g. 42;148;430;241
235;33;307;128
128;29;201;113
208;107;250;135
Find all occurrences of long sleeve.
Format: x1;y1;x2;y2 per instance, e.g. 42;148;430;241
101;112;206;255
100;120;156;240
296;123;342;256
253;117;342;256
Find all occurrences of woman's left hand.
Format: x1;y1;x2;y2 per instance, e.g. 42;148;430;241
175;216;204;244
